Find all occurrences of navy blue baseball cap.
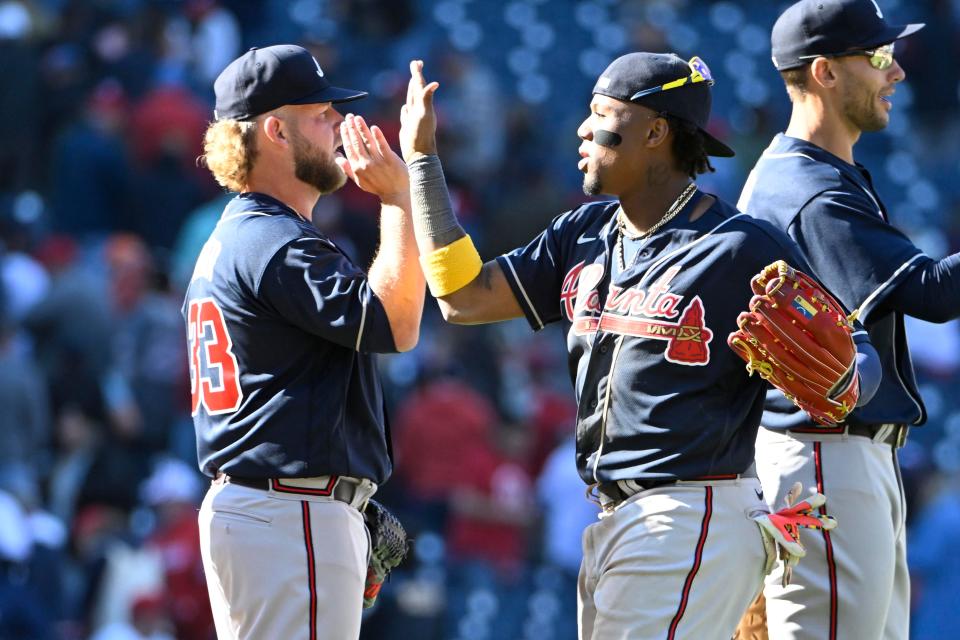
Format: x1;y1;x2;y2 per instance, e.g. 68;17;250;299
213;44;367;121
771;0;924;71
593;52;735;157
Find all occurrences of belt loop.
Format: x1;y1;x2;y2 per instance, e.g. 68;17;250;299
894;424;908;449
873;423;894;445
352;478;376;511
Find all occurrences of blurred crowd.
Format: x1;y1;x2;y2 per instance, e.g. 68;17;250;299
1;0;960;638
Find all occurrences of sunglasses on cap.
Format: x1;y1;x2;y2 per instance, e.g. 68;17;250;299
629;56;714;101
797;42;896;71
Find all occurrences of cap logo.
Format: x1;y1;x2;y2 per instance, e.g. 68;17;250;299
868;0;883;18
312;57;324;77
597;76;611;89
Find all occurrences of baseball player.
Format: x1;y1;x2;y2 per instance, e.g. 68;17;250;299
186;45;424;640
399;54;880;640
735;1;960;638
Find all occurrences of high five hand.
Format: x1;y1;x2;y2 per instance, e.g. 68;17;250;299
399;60;440;162
336;114;409;205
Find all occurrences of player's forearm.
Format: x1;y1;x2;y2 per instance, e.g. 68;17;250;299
368;199;425;352
854;340;880;407
408;154;467;250
433;261;518;324
407;155;524;324
881;253;960;323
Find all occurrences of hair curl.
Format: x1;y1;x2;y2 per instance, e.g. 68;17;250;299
200;119;259;192
664;115;715;179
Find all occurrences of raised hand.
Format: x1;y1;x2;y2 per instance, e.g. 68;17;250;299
399;59;440;162
336;114;409;205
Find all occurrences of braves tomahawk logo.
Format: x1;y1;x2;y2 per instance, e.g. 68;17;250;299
559;262;713;365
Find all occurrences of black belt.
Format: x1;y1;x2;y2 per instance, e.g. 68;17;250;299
215;473;370;506
596;467;755;506
597;478;675;504
846;423;907;447
790;423;907;448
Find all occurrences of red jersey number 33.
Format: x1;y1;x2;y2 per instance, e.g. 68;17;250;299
188;298;243;415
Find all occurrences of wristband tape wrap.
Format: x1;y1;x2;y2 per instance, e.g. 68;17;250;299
420;234;482;297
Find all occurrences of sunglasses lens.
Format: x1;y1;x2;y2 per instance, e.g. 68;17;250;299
688;56;714;84
869;43;894;70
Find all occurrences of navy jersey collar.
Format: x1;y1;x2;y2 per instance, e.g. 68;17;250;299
775;133;870;174
224;192;303;219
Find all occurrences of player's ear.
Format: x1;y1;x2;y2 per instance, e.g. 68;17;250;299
646;114;670;149
262;115;288;146
809;58;838;89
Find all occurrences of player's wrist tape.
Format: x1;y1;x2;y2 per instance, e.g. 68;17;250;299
407;154;462;245
420;235;482;297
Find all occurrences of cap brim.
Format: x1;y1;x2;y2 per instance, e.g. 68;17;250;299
290;85;368;106
863;22;925;48
701;129;735;158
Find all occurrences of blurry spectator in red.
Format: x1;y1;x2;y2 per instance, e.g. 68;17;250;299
443;422;536;639
393;377;498;532
128;84;206;173
141;458;213;640
394;377;498;501
127;84;211;247
445;423;535;577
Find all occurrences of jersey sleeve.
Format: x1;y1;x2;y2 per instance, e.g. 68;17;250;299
494;215;568;331
790;190;926;323
257;237;397;353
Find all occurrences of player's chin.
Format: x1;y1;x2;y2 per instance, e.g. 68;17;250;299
861;110;890;133
582;173;602;197
320;166;349;195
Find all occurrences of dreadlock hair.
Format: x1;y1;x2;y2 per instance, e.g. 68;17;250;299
663;114;715;179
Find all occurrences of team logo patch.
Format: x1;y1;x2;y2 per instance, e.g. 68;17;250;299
791;295;818;320
560;263;714;366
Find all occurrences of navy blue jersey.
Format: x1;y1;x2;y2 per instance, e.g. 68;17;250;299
739;134;925;429
184;192;396;481
495;192;865;485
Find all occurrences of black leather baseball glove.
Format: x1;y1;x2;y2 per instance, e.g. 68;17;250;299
363;499;409;608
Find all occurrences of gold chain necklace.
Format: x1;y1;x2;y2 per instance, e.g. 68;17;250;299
616;182;698;271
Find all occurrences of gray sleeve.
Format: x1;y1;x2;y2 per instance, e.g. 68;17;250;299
407;154;465;246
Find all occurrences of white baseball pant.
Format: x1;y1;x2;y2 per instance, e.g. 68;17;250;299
199;477;374;640
754;427;908;640
578;478;769;639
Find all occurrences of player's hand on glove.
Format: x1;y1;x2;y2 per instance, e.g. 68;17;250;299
399;59;440;162
727;260;860;426
752;482;837;585
363;500;409;609
336;114;410;206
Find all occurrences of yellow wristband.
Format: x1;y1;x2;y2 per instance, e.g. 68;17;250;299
420;234;483;297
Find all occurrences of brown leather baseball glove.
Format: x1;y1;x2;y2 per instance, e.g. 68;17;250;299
728;260;859;426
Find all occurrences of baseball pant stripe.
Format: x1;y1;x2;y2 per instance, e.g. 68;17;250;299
813;442;838;640
301;500;317;640
667;486;713;640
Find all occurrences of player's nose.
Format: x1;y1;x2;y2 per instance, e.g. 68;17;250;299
889;59;905;84
329;105;345;128
577;118;592;142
